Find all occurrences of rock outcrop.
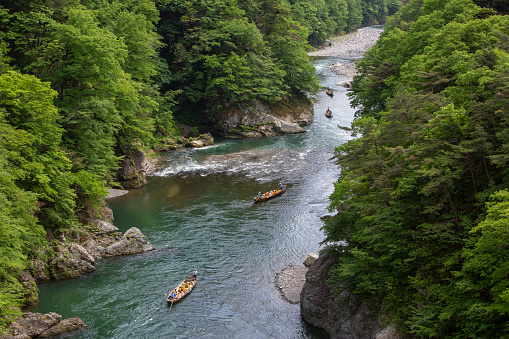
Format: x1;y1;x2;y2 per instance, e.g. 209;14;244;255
185;132;215;148
103;227;155;257
303;252;319;267
49;242;96;280
118;149;156;188
28;205;155;282
214;98;313;138
337;80;353;89
5;312;86;339
11;204;155;337
300;252;406;339
82;212;155;260
155;126;216;151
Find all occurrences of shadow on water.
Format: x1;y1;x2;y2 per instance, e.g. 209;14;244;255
32;57;353;338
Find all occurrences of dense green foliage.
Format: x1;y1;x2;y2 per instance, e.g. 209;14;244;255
156;0;320;125
325;0;509;336
289;0;403;46
156;0;403;125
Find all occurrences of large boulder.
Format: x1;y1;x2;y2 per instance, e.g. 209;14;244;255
303;252;319;267
104;227;155;257
300;252;406;339
5;312;61;338
5;313;86;339
39;317;86;338
214;98;313;138
337;80;353;88
118;149;156;188
49;243;96;279
185;132;215;148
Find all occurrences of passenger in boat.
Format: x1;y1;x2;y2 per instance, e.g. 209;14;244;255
193;269;198;280
258;192;262;199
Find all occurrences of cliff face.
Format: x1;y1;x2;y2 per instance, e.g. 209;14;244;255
300;252;406;339
214;97;314;138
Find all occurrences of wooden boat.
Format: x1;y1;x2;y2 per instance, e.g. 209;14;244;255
326;88;334;97
254;185;287;203
166;274;197;305
325;108;333;118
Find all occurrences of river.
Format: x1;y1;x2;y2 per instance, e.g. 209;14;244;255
32;56;357;338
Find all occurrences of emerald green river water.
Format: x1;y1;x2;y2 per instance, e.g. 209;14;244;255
33;56;357;338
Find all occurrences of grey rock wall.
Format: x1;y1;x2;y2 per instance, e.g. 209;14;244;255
300;252;406;339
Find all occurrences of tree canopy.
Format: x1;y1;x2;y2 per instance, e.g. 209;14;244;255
325;0;509;336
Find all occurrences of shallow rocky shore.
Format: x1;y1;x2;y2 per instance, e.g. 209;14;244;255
106;188;129;199
275;253;317;304
308;27;383;58
275;266;308;304
309;27;383;83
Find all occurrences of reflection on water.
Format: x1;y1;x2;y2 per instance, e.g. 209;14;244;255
32;57;354;338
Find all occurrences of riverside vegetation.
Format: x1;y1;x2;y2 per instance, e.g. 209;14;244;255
323;0;509;337
0;0;400;335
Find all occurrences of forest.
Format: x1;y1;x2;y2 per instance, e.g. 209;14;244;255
324;0;509;337
0;0;396;332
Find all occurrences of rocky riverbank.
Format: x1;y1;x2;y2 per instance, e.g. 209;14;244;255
214;96;314;139
308;27;382;58
5;204;156;338
308;27;383;83
300;252;404;339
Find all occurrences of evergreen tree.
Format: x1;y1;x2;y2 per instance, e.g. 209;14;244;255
327;0;509;335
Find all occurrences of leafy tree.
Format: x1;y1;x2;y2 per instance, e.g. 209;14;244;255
0;71;76;230
0;72;55;328
158;0;318;124
327;0;509;336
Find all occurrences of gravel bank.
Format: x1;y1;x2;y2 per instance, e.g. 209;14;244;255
106;188;129;199
308;27;383;79
275;265;308;304
308;27;382;58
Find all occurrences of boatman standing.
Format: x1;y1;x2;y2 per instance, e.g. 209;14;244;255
193;269;198;280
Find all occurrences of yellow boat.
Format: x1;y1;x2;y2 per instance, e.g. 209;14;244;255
254;185;287;202
166;274;197;305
